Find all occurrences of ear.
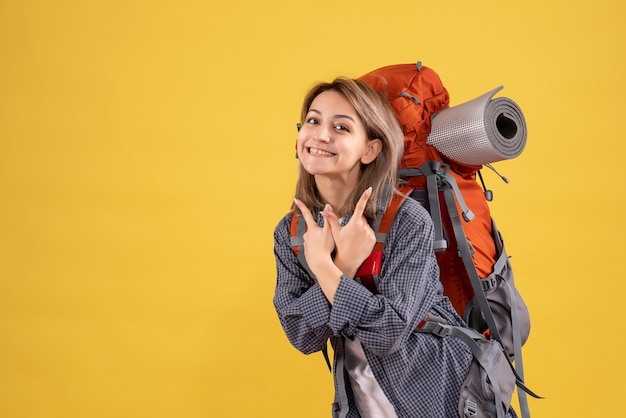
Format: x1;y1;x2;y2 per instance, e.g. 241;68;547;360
360;139;383;164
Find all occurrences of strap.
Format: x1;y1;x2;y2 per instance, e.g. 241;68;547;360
441;183;504;353
417;321;507;418
333;337;350;418
400;164;474;221
441;181;540;415
373;188;411;251
437;164;475;222
502;272;530;417
488;221;542;414
425;162;448;251
290;213;315;279
492;243;508;278
371;209;386;249
400;162;476;250
400;165;448;251
322;342;331;372
452;328;506;418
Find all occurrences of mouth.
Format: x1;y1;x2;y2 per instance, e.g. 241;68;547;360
308;147;336;157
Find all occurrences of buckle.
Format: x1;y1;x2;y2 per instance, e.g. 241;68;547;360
464;398;478;417
417;320;451;338
481;275;498;291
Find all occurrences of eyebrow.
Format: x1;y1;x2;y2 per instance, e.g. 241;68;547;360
308;108;356;123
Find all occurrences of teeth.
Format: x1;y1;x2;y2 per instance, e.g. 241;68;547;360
309;147;334;157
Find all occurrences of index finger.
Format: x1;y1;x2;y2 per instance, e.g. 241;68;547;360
293;198;317;227
352;187;373;219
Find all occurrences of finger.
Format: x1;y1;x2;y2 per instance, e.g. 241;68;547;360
294;198;317;227
322;204;341;233
320;211;334;242
352;187;373;220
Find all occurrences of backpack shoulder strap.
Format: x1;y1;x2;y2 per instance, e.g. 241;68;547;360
372;187;411;249
289;212;315;278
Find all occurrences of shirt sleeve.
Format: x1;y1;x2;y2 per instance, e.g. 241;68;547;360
272;213;334;355
329;198;443;357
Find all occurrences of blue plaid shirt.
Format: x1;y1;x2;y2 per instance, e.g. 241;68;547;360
273;198;509;417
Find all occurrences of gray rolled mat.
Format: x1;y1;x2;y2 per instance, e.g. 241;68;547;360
426;86;527;166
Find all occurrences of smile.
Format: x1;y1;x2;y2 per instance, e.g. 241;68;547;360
308;147;335;157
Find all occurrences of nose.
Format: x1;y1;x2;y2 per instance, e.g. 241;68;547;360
315;125;332;143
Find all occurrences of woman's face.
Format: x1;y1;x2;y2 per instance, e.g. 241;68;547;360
297;90;381;186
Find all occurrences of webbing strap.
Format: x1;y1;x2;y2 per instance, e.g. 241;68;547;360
441;184;504;352
492;245;508;277
399;165;447;251
322;343;332;372
488;222;540;414
290;214;315;279
425;163;448;251
371;206;387;252
442;170;475;222
333;337;349;418
441;183;538;416
401;164;475;222
502;273;529;417
451;327;506;418
400;162;475;247
377;188;411;237
417;321;506;418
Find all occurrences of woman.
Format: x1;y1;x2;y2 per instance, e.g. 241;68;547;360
273;78;492;417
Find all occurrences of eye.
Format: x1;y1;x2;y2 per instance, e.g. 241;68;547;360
335;124;350;132
305;117;319;125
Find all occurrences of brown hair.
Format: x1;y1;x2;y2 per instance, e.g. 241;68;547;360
293;77;404;222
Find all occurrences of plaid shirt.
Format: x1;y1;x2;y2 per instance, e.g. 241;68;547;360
273;198;512;417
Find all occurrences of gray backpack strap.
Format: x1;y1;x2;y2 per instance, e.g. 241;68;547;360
489;221;532;417
371;204;387;244
423;162;448;251
290;213;315;278
440;181;541;416
331;337;350;418
440;180;504;349
399;164;447;251
417;319;514;418
452;328;507;418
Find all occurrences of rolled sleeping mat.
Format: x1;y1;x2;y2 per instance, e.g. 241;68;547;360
426;86;527;166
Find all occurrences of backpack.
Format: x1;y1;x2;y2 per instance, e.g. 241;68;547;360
362;61;538;415
290;61;539;417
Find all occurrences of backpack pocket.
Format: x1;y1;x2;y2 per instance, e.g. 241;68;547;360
457;338;516;418
464;221;530;359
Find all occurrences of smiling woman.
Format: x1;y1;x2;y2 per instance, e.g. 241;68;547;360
271;78;518;417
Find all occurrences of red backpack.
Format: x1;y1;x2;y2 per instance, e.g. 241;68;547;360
359;61;538;414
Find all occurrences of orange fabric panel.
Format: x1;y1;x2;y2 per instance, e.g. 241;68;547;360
359;64;449;170
360;63;498;318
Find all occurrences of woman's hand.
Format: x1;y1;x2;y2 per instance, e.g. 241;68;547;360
323;187;376;278
293;198;335;270
293;198;343;304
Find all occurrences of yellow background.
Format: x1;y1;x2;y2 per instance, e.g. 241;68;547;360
1;0;624;417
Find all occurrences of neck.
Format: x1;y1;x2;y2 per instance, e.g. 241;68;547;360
314;175;357;217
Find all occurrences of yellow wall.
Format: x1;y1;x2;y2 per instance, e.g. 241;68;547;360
1;0;624;416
